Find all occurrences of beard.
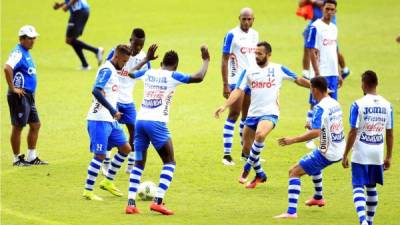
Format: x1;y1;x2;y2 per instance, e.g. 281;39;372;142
256;58;267;66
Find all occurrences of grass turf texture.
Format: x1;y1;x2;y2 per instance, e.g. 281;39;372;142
1;0;399;224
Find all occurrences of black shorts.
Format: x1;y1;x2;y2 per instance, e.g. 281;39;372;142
7;92;40;127
66;9;89;38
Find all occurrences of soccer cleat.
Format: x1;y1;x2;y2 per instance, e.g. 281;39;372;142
97;47;104;66
222;155;235;166
150;202;174;215
361;221;369;225
305;198;326;207
239;170;250;184
79;65;92;71
13;154;31;167
245;175;267;189
99;179;123;197
239;152;248;161
82;190;103;201
305;140;317;150
101;164;109;176
273;212;298;219
125;205;141;214
28;157;48;165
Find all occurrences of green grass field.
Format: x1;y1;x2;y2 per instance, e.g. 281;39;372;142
1;0;399;224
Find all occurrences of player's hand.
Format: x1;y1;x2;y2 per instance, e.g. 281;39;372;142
53;2;62;10
200;45;210;61
342;156;349;168
304;121;311;130
214;106;226;119
13;87;26;98
113;112;123;120
278;137;295;146
396;36;400;44
145;44;158;61
223;85;230;99
384;158;391;170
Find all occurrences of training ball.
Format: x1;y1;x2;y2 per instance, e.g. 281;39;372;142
138;181;157;201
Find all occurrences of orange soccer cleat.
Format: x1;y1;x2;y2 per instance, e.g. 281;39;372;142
305;198;326;207
150;202;174;215
245;175;267;189
125;205;141;214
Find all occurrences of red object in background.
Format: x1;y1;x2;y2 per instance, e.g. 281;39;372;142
296;4;314;20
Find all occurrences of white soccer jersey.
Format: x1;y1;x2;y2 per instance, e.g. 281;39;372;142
107;49;150;104
236;63;298;117
222;26;259;84
306;19;339;77
133;69;191;123
87;61;119;122
349;94;393;165
312;96;345;161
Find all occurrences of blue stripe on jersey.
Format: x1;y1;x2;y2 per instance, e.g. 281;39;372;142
235;69;247;89
349;102;359;128
172;71;190;83
146;61;151;69
106;48;115;61
305;26;317;49
222;32;234;54
130;69;147;79
280;66;298;80
390;106;394;129
94;68;112;89
311;105;324;129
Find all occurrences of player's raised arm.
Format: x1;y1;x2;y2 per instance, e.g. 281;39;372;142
128;44;158;74
214;89;244;119
187;45;210;83
295;76;311;88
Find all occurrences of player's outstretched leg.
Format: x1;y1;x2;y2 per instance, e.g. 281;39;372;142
242;141;267;188
125;163;144;214
365;185;378;225
222;118;236;166
305;172;326;206
83;156;104;201
100;148;129;197
352;185;368;225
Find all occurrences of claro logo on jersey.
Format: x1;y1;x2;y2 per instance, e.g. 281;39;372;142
240;47;257;54
322;39;337;46
251;79;276;89
118;69;129;77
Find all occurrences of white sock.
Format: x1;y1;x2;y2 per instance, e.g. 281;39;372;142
14;154;21;162
27;149;37;161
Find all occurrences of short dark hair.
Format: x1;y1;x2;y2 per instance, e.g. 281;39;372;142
362;70;378;88
131;28;145;39
162;50;179;67
115;44;131;56
324;0;337;6
311;76;328;93
257;41;272;54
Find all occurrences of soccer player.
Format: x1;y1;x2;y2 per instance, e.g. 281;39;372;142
274;76;345;219
303;0;345;149
220;7;259;166
4;25;47;166
101;28;152;175
342;71;393;225
215;42;310;188
124;46;210;215
53;0;103;70
82;44;157;201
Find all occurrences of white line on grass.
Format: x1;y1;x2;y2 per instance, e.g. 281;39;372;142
2;208;71;225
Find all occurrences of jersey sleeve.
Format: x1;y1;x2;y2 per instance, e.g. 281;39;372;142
105;48;115;61
386;105;394;129
305;26;317;49
5;50;23;69
280;66;298;80
131;69;148;80
144;61;151;70
235;69;248;90
222;32;234;54
94;68;112;89
349;102;360;129
171;71;191;84
311;105;324;129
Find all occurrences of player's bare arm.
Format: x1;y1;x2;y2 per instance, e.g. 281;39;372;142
214;89;244;119
309;48;320;76
295;77;311;88
221;54;230;98
342;128;358;168
278;129;320;146
188;45;210;83
384;129;393;170
128;44;158;73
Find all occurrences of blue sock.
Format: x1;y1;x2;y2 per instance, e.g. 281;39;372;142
85;157;103;191
287;178;301;214
353;185;367;224
223;119;235;155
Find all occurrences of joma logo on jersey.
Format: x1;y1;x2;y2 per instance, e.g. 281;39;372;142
363;107;387;115
322;39;337;46
240;47;256;54
251;80;275;88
